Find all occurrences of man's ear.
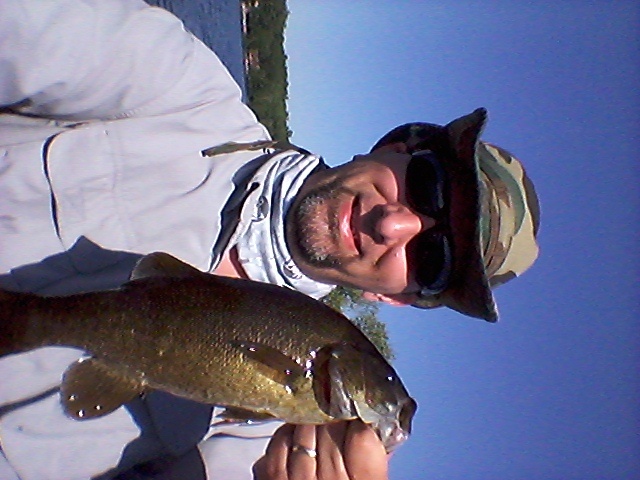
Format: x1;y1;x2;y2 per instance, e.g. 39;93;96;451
362;291;418;306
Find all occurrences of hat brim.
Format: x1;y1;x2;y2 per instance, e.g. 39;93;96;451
411;108;497;322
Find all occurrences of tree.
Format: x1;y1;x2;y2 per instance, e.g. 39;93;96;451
322;287;394;361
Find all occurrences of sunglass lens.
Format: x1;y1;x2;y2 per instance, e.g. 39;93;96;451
406;152;447;217
410;232;452;294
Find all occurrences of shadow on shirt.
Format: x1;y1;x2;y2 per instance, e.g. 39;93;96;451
0;237;213;480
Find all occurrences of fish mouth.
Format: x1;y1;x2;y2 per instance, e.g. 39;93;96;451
373;397;417;452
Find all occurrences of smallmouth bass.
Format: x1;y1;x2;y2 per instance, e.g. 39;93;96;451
0;252;416;451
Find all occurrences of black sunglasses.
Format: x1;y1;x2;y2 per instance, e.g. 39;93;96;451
405;150;453;295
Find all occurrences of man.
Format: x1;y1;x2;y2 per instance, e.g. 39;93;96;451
0;0;540;479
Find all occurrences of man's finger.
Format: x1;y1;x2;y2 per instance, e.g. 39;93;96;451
253;424;295;480
288;424;317;479
343;421;388;480
316;422;349;479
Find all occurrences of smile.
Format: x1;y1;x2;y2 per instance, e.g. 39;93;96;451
339;195;360;255
289;184;361;269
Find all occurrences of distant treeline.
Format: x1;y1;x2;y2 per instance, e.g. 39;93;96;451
242;0;292;142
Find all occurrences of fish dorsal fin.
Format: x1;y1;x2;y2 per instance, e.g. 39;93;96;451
231;340;307;394
61;358;144;420
130;252;203;281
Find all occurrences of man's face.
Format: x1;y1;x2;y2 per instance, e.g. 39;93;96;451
286;144;439;301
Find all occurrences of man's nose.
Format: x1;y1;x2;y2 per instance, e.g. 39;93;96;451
375;204;436;244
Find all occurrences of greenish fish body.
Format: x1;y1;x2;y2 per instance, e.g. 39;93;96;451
0;253;416;451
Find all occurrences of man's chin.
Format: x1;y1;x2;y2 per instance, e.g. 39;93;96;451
302;251;342;270
288;227;342;271
289;196;343;268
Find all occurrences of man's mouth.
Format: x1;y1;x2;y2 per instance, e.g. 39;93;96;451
290;184;362;269
339;196;360;256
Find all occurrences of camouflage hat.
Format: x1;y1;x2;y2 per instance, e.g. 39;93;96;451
371;108;540;322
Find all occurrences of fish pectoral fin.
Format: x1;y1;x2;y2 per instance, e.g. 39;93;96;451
231;340;306;393
218;406;277;423
61;358;144;420
130;252;203;281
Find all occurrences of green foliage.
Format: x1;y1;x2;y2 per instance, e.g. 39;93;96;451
242;0;292;141
321;287;395;361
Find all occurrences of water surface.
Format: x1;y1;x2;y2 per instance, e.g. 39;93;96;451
146;0;246;96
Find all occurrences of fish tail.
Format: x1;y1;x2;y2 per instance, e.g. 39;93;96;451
0;288;32;356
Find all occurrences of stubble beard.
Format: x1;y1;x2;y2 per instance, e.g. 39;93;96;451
289;184;356;269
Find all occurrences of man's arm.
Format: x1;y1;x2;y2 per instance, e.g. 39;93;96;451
0;0;229;121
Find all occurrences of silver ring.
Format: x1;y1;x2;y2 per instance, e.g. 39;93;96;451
290;444;317;458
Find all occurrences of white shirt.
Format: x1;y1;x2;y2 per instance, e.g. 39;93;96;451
0;0;292;478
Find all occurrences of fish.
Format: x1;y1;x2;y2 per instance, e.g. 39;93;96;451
0;252;416;452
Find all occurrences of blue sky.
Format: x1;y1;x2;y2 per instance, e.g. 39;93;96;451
285;2;639;479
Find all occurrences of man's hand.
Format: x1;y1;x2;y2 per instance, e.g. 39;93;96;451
252;420;389;480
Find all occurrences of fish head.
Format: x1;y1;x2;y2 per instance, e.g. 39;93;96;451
312;343;417;452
